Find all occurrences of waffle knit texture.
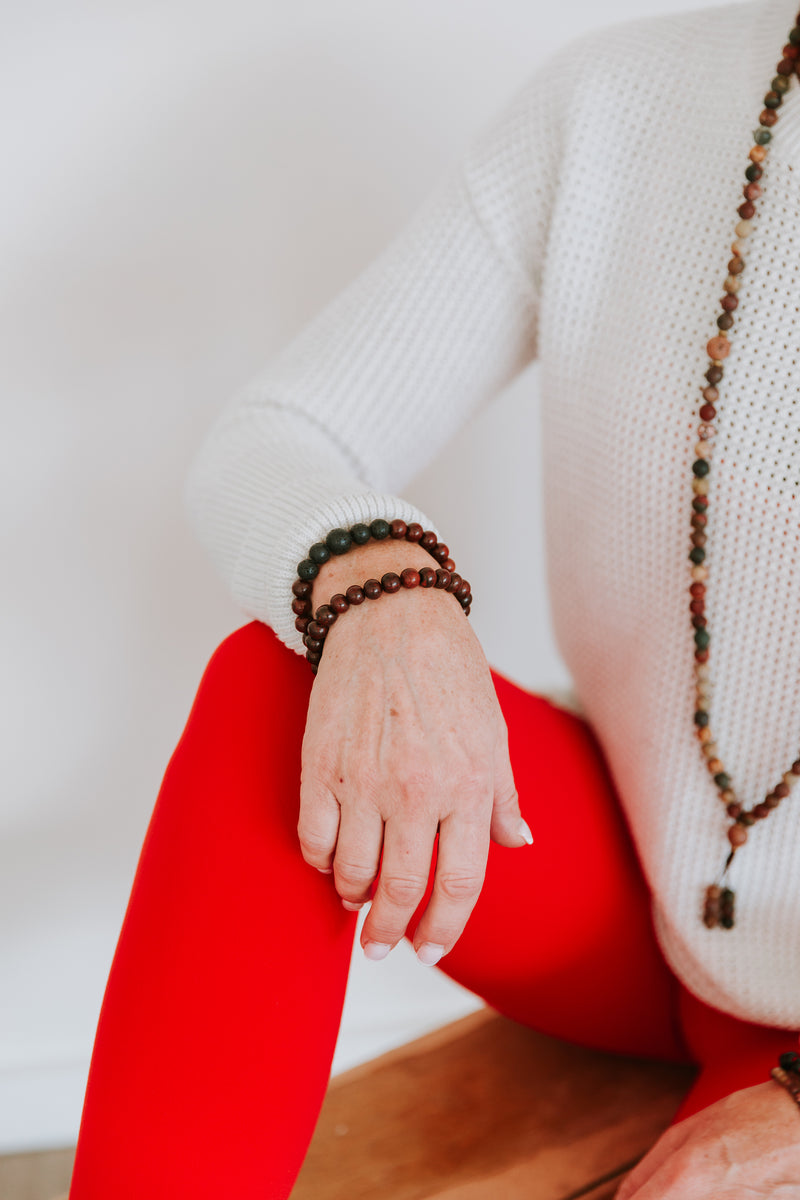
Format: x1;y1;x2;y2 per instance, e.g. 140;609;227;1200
185;0;800;1027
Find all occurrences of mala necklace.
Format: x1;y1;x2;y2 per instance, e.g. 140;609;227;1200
698;13;800;930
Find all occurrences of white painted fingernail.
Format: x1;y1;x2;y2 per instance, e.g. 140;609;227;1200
316;867;333;874
363;942;392;961
416;943;445;967
518;819;534;846
342;899;364;912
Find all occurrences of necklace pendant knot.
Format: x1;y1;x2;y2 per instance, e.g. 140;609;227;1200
703;883;735;929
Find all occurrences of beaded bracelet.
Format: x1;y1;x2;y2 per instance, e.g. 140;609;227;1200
294;566;472;674
770;1052;800;1112
294;519;457;586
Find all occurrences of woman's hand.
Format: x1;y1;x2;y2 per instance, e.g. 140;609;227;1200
297;540;532;966
616;1081;800;1199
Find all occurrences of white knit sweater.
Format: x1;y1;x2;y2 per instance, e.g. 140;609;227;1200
186;0;800;1028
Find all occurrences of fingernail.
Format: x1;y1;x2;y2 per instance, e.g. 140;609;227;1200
416;943;445;967
518;818;534;846
316;867;333;874
363;942;392;961
342;899;364;912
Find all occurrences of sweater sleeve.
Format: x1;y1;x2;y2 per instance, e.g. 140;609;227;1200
184;42;569;654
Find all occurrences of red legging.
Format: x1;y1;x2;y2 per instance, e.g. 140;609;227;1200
69;622;799;1199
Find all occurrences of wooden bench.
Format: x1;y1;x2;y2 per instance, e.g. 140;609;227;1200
8;1010;695;1200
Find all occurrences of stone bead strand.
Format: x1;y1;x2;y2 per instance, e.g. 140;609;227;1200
694;14;800;928
294;566;472;674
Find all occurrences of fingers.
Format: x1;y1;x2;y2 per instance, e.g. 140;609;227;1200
410;809;489;965
361;814;438;961
489;732;532;849
333;801;384;912
297;779;340;873
614;1123;691;1199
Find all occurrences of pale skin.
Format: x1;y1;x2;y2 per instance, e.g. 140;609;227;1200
295;539;800;1190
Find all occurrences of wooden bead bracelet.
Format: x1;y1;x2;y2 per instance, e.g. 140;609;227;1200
292;566;472;674
771;1052;800;1113
293;518;457;587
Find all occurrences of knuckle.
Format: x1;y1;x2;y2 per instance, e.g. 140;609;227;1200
334;861;376;894
381;873;428;908
437;871;483;903
297;827;333;860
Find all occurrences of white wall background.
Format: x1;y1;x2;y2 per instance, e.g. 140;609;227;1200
1;0;726;1153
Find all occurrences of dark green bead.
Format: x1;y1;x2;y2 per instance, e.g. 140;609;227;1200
773;75;791;94
692;459;710;477
689;547;706;565
779;1051;800;1073
694;711;710;727
692;498;708;513
739;812;756;827
369;519;390;540
721;888;735;906
764;91;782;108
789;25;800;44
325;528;352;555
309;542;331;564
754;128;772;145
745;163;762;181
720;913;734;929
350;523;371;545
297;559;319;581
714;772;732;790
695;629;710;650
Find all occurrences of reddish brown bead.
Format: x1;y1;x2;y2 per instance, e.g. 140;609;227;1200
306;649;321;665
443;557;456;573
308;662;318;676
690;582;706;597
295;616;310;634
726;802;742;818
307;621;327;640
434;568;452;589
691;532;707;547
743;182;762;201
775;782;791;798
463;604;471;617
389;519;407;539
432;543;450;563
419;567;437;588
720;294;738;311
304;636;323;653
694;495;709;509
345;585;366;605
738;201;756;219
753;803;771;819
699;403;717;421
292;597;311;616
405;522;424;543
446;572;463;593
455;580;471;601
364;579;382;600
765;794;783;809
759;108;778;127
690;599;705;615
778;57;796;75
784;42;800;59
707;336;730;360
381;572;401;593
728;824;748;847
400;568;420;588
314;606;337;627
330;593;350;614
420;531;438;551
292;579;313;599
691;513;707;528
695;649;709;663
717;313;734;331
706;366;724;383
728;255;745;274
692;615;707;629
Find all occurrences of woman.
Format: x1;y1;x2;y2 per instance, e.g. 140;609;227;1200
69;0;800;1194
